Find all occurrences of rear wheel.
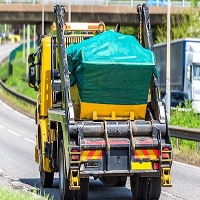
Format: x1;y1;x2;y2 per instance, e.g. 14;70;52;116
75;178;89;200
147;177;161;200
130;174;148;200
39;150;54;188
59;140;75;200
101;176;119;186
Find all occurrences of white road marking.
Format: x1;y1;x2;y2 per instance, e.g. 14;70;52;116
8;129;20;137
0;124;5;129
0;100;34;121
173;160;200;170
1;123;35;145
161;191;184;199
13;110;29;119
24;138;35;144
1;100;13;111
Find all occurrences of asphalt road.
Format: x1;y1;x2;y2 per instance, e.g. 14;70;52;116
1;99;200;200
1;43;200;200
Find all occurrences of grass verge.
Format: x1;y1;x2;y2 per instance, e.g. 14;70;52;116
0;186;42;200
172;147;200;167
170;104;200;166
0;88;35;119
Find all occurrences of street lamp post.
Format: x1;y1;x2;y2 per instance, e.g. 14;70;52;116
42;0;44;35
166;0;171;122
23;24;25;62
26;25;30;78
68;0;71;22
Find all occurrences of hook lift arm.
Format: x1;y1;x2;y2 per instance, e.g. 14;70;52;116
54;5;75;122
137;3;154;52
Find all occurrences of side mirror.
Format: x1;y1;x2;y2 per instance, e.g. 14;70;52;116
28;64;36;89
28;53;35;64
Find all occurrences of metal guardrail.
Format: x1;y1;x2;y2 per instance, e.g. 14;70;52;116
0;80;36;106
0;79;200;146
169;125;200;142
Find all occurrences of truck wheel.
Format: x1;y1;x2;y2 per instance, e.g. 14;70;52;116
75;178;89;200
100;176;119;186
115;176;127;187
147;177;161;200
130;174;148;200
59;140;75;200
39;149;54;188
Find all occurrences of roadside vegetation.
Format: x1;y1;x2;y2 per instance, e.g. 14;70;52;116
0;185;46;200
0;51;36;99
155;0;200;43
169;101;200;166
0;50;36;117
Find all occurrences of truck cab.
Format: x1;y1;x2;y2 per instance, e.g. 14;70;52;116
185;43;200;113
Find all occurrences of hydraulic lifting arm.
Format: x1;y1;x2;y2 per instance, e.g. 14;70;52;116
54;5;71;110
54;5;75;123
137;4;172;187
137;3;154;52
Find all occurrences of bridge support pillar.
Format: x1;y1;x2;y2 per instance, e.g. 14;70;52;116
36;22;52;39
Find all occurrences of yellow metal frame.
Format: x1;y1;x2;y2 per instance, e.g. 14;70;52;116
39;119;53;172
40;36;53;116
161;168;172;187
34;36;54;172
80;102;147;120
69;170;80;190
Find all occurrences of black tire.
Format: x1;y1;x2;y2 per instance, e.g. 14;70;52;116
115;176;127;187
130;174;149;200
147;177;161;200
59;140;75;200
101;176;119;186
39;149;54;188
75;178;89;200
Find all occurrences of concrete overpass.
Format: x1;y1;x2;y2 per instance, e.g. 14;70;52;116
0;4;193;35
0;4;193;25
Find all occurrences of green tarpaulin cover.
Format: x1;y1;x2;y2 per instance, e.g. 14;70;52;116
66;31;157;105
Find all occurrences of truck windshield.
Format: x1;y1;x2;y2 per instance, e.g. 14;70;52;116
193;65;200;80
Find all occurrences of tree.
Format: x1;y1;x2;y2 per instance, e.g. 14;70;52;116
155;8;200;43
190;0;199;8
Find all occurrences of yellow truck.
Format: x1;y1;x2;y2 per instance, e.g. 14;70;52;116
28;4;172;200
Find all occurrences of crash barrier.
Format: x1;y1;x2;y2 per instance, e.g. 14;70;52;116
169;126;200;151
0;80;36;107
